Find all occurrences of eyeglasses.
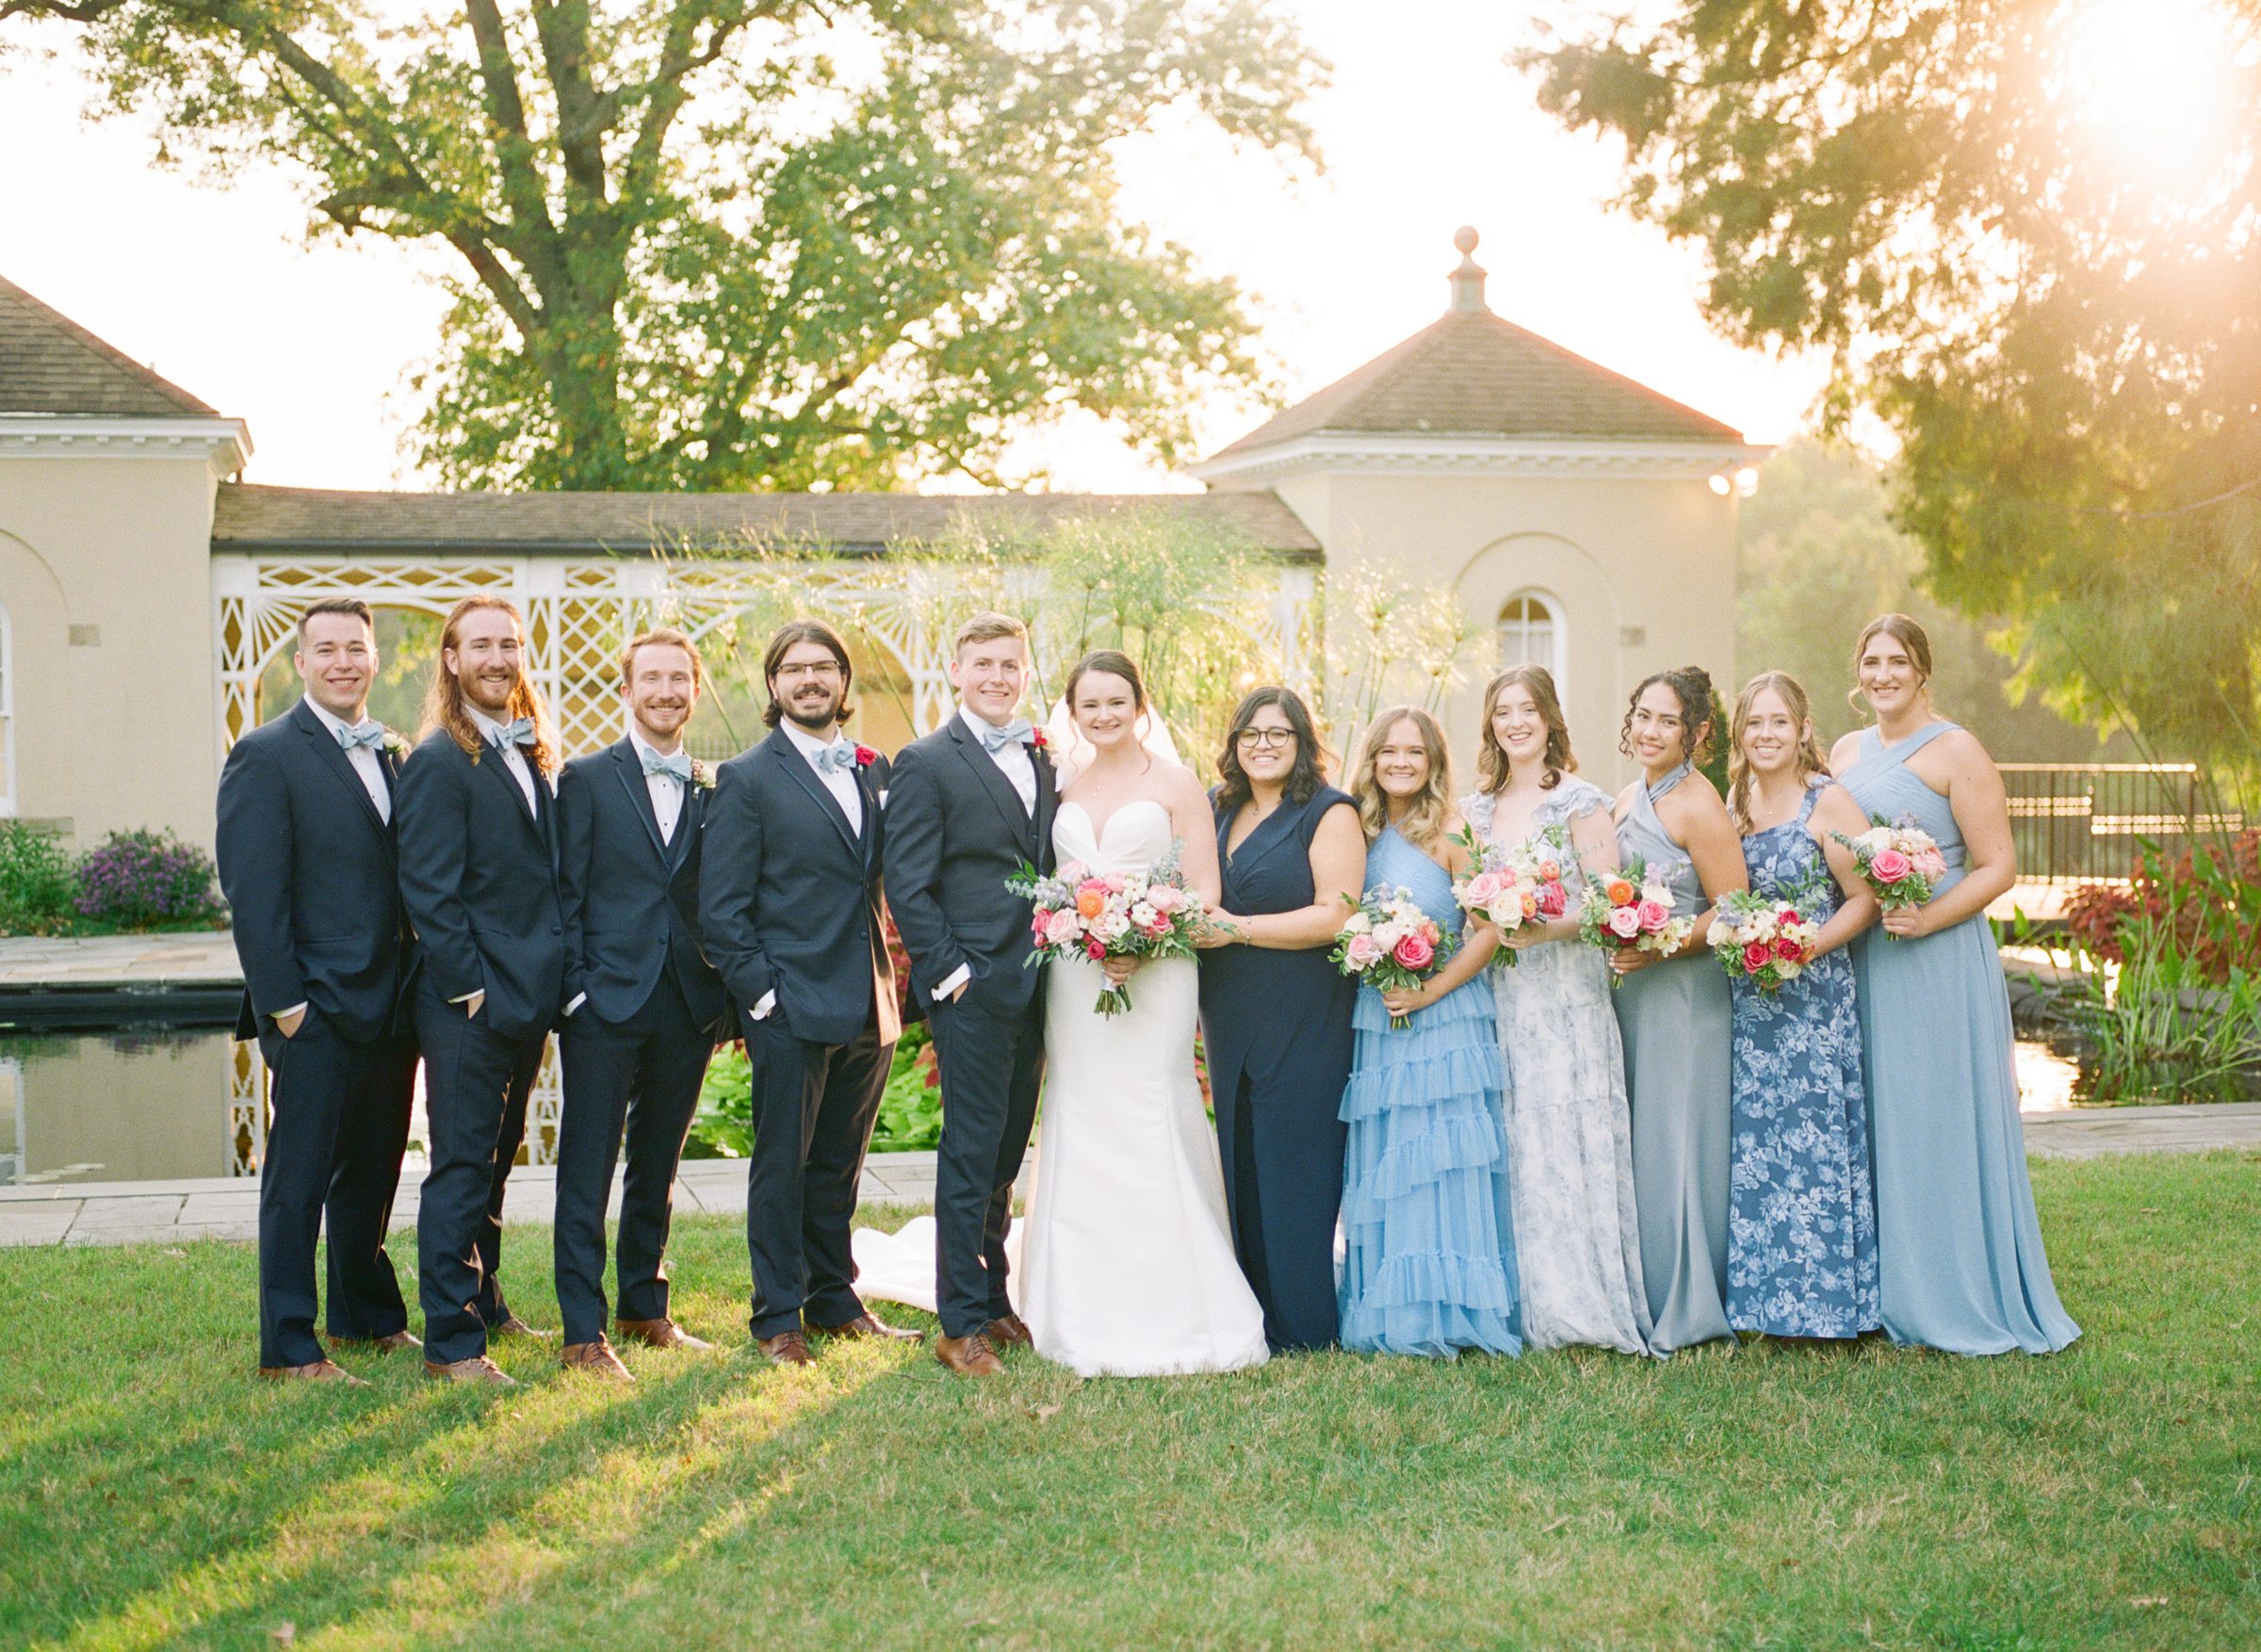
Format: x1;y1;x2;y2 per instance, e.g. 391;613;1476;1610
773;660;842;683
1235;727;1295;751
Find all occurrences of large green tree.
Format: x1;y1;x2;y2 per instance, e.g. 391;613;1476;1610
1523;0;2261;802
5;0;1321;490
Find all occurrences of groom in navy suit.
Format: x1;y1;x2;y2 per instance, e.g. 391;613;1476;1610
217;597;418;1384
700;619;913;1366
551;628;729;1382
395;595;568;1385
883;611;1057;1376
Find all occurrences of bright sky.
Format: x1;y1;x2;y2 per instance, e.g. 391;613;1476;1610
0;1;1824;493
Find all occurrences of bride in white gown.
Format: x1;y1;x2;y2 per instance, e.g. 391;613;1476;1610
1016;651;1270;1377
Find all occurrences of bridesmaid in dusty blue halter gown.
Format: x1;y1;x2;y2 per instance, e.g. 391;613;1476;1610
1831;615;2080;1356
1608;670;1748;1352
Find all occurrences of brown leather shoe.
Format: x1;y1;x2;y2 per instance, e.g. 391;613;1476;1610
811;1311;926;1343
257;1359;369;1386
424;1354;517;1386
561;1339;636;1383
616;1317;714;1352
329;1330;422;1352
489;1316;551;1341
985;1312;1033;1349
755;1330;814;1367
934;1332;1005;1376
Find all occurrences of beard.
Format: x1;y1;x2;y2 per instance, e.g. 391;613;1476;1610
459;667;519;716
783;692;840;733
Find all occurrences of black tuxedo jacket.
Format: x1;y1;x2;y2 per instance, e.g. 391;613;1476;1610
394;726;567;1042
216;698;416;1044
555;738;727;1033
882;713;1057;1015
699;726;897;1048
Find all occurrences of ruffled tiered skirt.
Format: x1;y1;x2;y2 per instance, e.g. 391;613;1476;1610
1336;976;1522;1358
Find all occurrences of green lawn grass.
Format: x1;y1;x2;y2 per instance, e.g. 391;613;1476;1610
3;1155;2257;1650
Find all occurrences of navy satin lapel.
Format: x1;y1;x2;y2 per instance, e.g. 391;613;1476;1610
612;740;670;863
295;701;389;837
950;720;1035;852
772;730;859;855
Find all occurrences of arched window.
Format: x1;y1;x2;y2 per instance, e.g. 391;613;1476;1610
0;604;14;817
1498;591;1565;689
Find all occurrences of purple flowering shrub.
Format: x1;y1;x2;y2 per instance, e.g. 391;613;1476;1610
73;829;225;929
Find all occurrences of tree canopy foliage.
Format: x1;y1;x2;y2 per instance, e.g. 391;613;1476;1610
1524;0;2261;802
6;0;1323;491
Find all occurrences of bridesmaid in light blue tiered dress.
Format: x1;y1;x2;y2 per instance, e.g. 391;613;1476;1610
1726;674;1883;1337
1834;617;2079;1355
1337;710;1521;1359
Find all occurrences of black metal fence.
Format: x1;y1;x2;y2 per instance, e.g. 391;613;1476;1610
2000;764;2245;885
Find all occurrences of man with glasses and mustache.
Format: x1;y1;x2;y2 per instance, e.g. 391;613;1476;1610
550;629;731;1382
395;595;568;1385
700;619;916;1366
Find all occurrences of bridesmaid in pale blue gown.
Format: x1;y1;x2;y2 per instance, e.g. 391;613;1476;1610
1609;668;1749;1352
1830;615;2080;1355
1336;708;1521;1359
1725;672;1880;1339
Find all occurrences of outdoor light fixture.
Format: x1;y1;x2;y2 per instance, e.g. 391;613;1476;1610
1709;468;1762;498
1707;472;1732;496
1735;466;1760;497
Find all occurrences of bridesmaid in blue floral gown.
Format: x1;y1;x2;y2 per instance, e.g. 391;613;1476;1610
1725;673;1881;1338
1831;615;2080;1355
1336;708;1521;1359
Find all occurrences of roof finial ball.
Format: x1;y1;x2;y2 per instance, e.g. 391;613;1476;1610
1449;226;1488;315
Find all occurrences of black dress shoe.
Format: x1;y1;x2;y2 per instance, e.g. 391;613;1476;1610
812;1311;925;1343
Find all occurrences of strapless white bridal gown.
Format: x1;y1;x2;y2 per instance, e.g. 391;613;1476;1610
1017;800;1270;1377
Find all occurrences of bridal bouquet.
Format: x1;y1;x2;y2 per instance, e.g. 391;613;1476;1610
1578;856;1694;987
1448;824;1569;969
1830;815;1947;929
1710;890;1823;993
1007;844;1203;1016
1331;888;1452;1030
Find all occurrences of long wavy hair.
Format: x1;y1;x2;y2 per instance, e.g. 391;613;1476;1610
420;595;558;775
1213;686;1330;815
1848;611;1933;715
1476;665;1574;794
1727;671;1831;833
1618;665;1718;769
1349;706;1453;853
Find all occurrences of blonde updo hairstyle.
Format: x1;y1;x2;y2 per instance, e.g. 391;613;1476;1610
1849;612;1934;715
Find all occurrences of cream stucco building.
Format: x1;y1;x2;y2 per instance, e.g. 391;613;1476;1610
0;231;1762;854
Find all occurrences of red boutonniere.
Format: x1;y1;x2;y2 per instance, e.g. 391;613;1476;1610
854;744;879;769
1028;728;1049;753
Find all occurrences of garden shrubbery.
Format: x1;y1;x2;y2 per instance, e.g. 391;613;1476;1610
0;821;227;936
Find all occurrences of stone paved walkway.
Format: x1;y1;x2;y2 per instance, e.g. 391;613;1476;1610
4;1109;2256;1248
0;932;241;987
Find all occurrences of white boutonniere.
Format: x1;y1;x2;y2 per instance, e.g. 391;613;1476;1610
382;729;412;758
691;759;717;791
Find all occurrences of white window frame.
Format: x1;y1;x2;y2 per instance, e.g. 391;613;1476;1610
0;604;15;817
1497;588;1567;694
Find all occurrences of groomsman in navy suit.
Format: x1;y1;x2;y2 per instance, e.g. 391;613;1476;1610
883;611;1057;1376
395;595;567;1385
700;619;914;1366
551;628;729;1382
217;597;418;1384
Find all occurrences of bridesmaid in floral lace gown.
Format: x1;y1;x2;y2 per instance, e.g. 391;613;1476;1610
1725;673;1881;1339
1466;667;1653;1356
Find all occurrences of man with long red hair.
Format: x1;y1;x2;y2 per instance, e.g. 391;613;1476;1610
395;594;568;1385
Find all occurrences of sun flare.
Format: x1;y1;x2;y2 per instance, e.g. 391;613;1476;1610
2061;0;2250;187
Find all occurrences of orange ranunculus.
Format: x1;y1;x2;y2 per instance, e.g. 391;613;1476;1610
1076;889;1107;919
1604;878;1635;906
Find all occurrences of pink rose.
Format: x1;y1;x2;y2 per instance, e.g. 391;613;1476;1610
1774;934;1803;962
1465;870;1504;905
1744;940;1773;974
1142;912;1170;936
1915;848;1948;880
1147;884;1184;913
1044;908;1083;947
1537;883;1567;918
1636;899;1672;933
1870;849;1913;884
1083;936;1107;961
1345;932;1382;967
1393;932;1435;971
1607;904;1643;940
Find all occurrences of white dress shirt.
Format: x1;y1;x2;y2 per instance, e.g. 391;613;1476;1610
307;697;392;824
628;728;688;846
933;705;1038;1004
752;722;868;1021
466;704;539;814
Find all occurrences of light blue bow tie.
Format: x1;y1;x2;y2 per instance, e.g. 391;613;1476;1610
489;717;536;751
336;720;387;752
813;741;858;776
979;718;1033;753
641;748;692;784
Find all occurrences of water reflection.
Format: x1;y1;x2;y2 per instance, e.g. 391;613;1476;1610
0;1028;562;1187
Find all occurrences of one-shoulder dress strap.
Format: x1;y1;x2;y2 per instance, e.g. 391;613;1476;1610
1878;720;1960;767
1648;760;1695;802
